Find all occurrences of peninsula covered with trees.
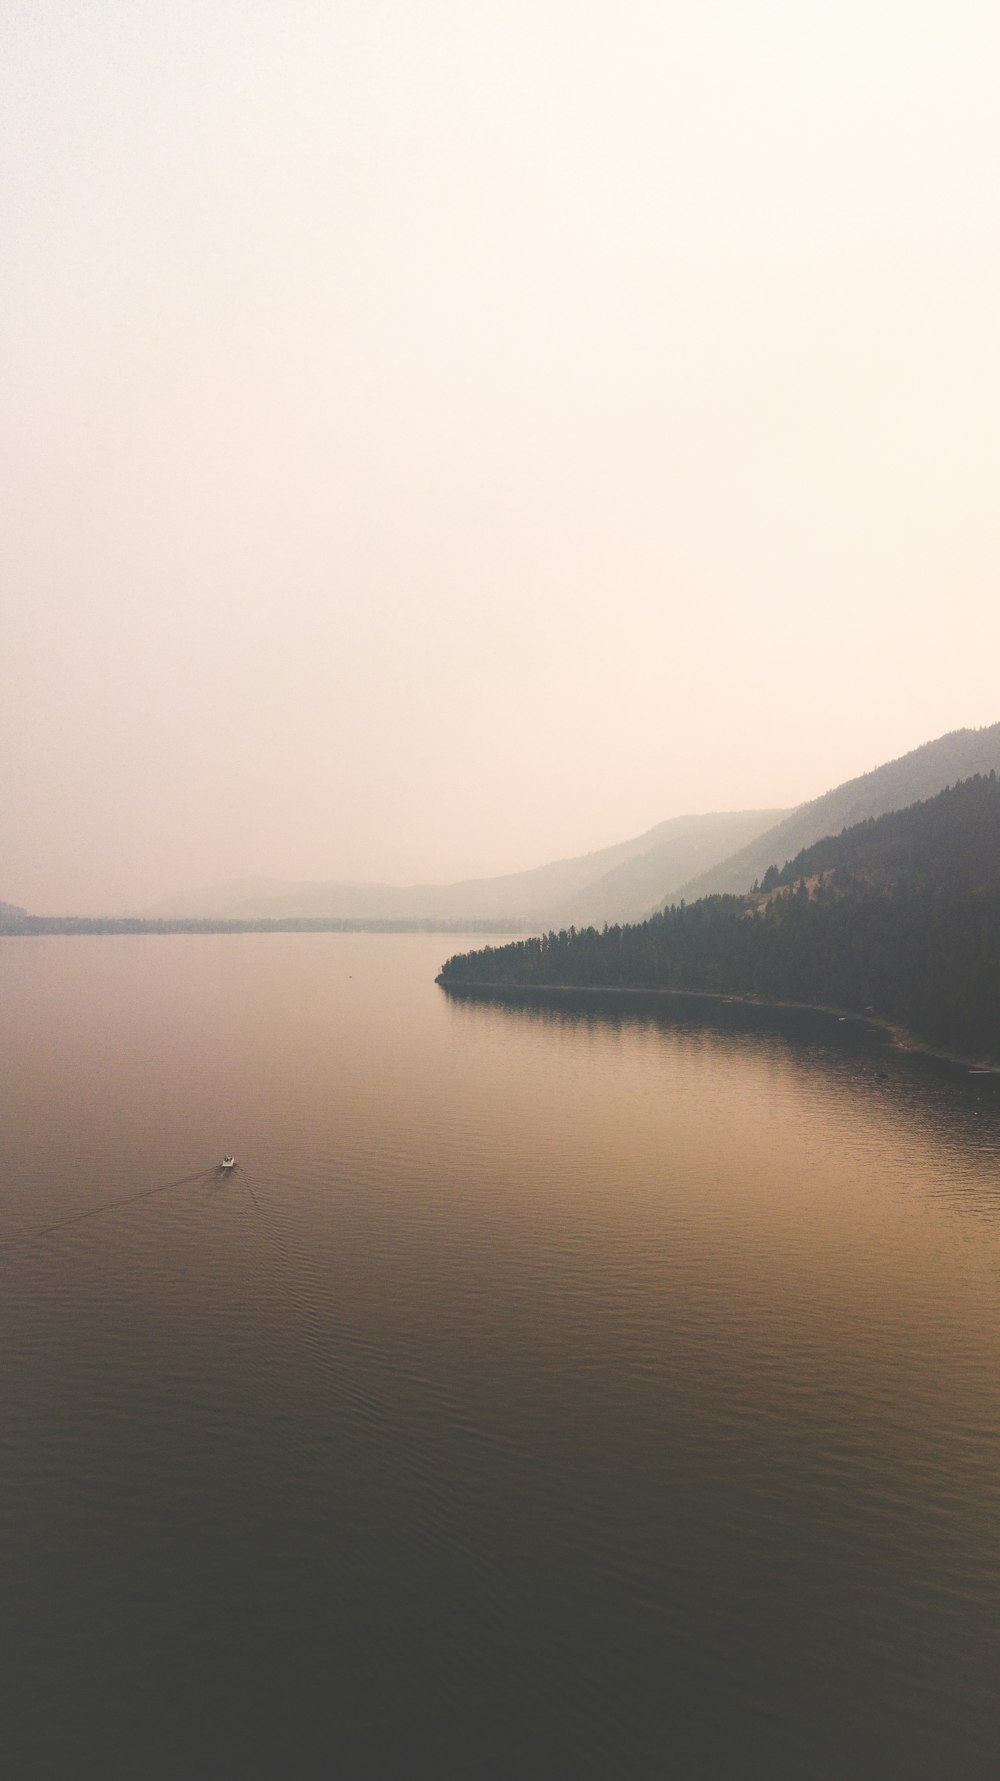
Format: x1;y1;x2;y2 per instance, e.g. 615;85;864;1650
438;774;1000;1063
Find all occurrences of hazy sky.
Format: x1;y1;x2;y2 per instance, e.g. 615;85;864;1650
3;0;999;911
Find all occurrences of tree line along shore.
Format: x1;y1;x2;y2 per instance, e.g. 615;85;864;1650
437;774;1000;1067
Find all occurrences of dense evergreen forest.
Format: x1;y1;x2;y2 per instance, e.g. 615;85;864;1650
438;774;1000;1062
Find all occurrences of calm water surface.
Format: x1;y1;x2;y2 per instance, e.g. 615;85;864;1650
1;934;999;1778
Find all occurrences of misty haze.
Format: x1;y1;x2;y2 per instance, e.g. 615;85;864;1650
3;3;1000;1777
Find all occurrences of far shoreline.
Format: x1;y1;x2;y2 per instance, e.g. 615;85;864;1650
0;917;533;938
436;976;1000;1076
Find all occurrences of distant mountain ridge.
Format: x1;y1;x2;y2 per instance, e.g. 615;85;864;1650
552;811;785;927
150;809;787;927
669;724;1000;907
49;721;1000;930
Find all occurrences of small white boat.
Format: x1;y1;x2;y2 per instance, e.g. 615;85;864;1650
220;1155;236;1170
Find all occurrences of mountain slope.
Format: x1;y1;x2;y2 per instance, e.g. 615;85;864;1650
668;723;1000;907
550;810;786;926
766;771;1000;896
152;810;786;924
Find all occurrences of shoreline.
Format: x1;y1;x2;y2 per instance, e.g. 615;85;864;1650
0;918;531;938
436;977;1000;1075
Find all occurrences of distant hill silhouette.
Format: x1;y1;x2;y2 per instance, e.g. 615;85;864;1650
149;810;786;926
549;811;785;926
155;725;1000;926
669;723;1000;907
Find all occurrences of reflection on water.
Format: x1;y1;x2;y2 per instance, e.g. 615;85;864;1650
443;981;1000;1220
1;936;999;1778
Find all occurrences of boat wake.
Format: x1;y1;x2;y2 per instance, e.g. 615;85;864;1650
28;1165;223;1242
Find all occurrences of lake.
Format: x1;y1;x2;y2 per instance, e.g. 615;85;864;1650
1;933;999;1778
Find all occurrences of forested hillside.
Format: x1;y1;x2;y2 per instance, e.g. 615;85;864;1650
763;772;1000;895
439;775;1000;1062
671;722;1000;905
